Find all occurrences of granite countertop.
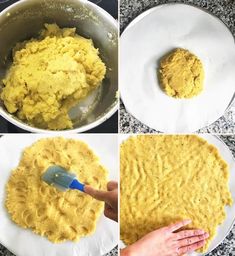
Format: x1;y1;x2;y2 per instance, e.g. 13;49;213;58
120;0;235;134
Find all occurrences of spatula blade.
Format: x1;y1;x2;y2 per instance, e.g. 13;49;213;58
42;165;76;192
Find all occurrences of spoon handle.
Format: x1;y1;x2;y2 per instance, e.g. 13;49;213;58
69;179;85;192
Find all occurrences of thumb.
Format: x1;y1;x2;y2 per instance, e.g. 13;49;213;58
84;185;110;202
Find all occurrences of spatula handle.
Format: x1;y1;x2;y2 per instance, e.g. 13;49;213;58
69;179;85;192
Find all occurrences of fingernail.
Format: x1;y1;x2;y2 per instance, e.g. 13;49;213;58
184;219;192;224
204;233;209;238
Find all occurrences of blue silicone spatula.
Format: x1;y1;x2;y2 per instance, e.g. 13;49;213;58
42;165;85;192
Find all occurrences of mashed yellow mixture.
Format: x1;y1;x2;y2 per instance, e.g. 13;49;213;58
6;137;108;243
159;48;204;98
120;135;232;252
1;24;106;130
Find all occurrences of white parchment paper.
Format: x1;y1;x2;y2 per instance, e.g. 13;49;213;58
0;134;118;256
120;4;235;133
119;135;235;256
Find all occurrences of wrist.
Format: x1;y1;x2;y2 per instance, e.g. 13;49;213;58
121;246;135;256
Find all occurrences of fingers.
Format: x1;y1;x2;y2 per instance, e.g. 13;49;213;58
107;181;118;191
175;229;206;240
84;185;110;201
168;220;192;232
84;185;118;222
104;203;118;222
178;240;206;254
177;233;209;248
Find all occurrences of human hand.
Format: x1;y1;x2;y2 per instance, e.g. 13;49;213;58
121;220;209;256
84;181;118;222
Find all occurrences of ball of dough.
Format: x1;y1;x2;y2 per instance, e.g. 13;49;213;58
159;48;204;98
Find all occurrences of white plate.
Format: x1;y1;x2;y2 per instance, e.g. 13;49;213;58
119;134;235;255
0;134;118;256
120;3;235;133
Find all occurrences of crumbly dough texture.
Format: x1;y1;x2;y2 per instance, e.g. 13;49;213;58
159;48;204;98
1;24;106;130
5;137;108;243
120;135;232;252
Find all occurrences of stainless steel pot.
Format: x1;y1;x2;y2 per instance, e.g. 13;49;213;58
0;0;118;133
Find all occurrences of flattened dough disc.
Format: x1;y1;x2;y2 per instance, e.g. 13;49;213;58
0;134;118;256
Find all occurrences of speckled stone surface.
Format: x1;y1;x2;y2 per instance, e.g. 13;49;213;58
120;0;235;134
0;246;118;256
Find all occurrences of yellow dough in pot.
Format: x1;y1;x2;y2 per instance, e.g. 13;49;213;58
1;24;106;130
